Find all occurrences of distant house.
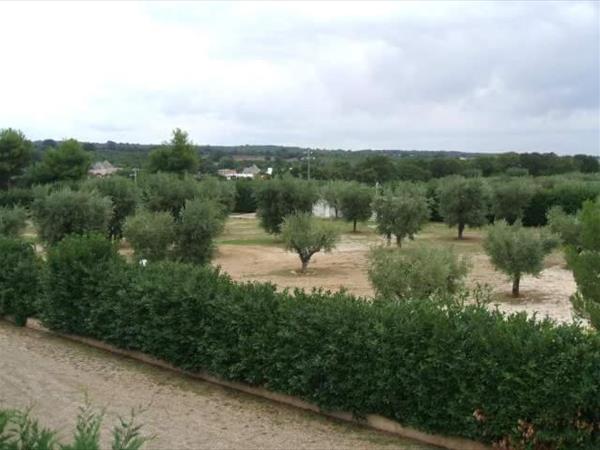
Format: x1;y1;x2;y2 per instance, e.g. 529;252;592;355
89;160;119;177
217;168;254;180
242;164;261;176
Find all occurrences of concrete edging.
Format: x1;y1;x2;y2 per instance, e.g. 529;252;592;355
13;318;491;450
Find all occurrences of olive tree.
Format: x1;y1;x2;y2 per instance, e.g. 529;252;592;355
372;184;430;246
368;246;469;301
565;198;600;328
197;175;236;217
0;206;27;237
339;182;373;232
82;176;139;239
437;176;490;239
175;199;225;265
281;212;340;273
31;188;112;244
123;210;175;261
320;180;348;218
0;128;34;188
255;177;318;234
483;220;559;297
492;178;536;224
140;172;199;218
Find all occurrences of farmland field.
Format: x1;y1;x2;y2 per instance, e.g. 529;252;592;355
215;214;577;323
0;321;434;450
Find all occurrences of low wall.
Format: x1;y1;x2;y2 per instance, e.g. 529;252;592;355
8;318;492;450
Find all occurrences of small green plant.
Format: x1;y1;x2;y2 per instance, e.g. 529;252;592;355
281;212;339;272
368;245;469;301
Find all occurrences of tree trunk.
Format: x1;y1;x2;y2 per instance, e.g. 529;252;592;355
396;235;402;247
458;222;465;240
353;219;357;232
300;258;309;273
386;233;391;246
512;275;520;297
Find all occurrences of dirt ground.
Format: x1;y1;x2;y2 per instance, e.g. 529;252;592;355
215;216;578;323
0;321;434;450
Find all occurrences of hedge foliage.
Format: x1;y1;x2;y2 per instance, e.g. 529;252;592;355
10;234;594;450
0;237;40;325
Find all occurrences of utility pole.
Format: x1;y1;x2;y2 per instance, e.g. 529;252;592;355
132;167;139;185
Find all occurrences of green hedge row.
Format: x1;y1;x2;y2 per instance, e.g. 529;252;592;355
2;234;599;449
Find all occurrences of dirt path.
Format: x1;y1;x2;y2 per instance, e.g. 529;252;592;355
0;322;435;450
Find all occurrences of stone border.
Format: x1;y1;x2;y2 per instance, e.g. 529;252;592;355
9;318;492;450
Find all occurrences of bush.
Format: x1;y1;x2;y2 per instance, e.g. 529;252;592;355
139;172;199;219
255;177;318;234
40;234;123;335
280;212;339;272
0;206;27;237
83;176;139;239
31;188;112;244
37;256;600;449
123;210;175;262
175;199;225;265
0;187;34;208
483;221;559;297
368;246;469;301
0;237;40;325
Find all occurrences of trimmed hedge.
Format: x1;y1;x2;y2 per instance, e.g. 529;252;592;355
0;237;40;325
21;235;599;449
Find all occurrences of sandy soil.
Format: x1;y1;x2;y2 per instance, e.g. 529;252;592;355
0;321;434;450
214;220;578;324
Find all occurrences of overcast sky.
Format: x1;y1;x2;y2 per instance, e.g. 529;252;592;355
0;1;598;154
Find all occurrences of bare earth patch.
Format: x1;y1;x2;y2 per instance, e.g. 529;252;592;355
215;218;578;324
0;322;433;450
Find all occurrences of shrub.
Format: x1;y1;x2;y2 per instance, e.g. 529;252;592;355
123;210;175;262
255;177;318;233
174;199;225;265
368;246;469;301
38;257;600;449
0;237;40;325
0;187;34;208
280;212;340;272
40;234;123;335
483;221;559;297
31;188;112;244
139;172;199;219
0;206;27;237
83;176;139;239
566;198;600;328
437;176;490;239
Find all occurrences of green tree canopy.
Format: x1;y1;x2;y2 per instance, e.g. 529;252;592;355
124;210;175;262
281;212;339;272
437;176;490;239
140;172;199;218
339;182;373;232
255;177;318;234
0;128;34;188
483;220;558;297
491;177;536;224
147;128;199;174
28;139;91;184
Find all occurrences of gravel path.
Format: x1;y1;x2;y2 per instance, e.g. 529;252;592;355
0;321;436;450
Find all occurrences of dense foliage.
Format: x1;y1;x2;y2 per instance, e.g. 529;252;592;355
139;172;199;218
27;139;91;184
0;404;149;450
280;212;340;272
147;128;198;175
255;177;318;233
565;199;600;329
491;177;536;224
0;206;27;237
31;188;112;244
368;246;469;301
233;179;257;213
338;182;373;232
0;128;33;188
437;176;490;239
0;237;40;325
123;210;175;262
372;184;430;246
483;221;559;297
18;236;596;449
